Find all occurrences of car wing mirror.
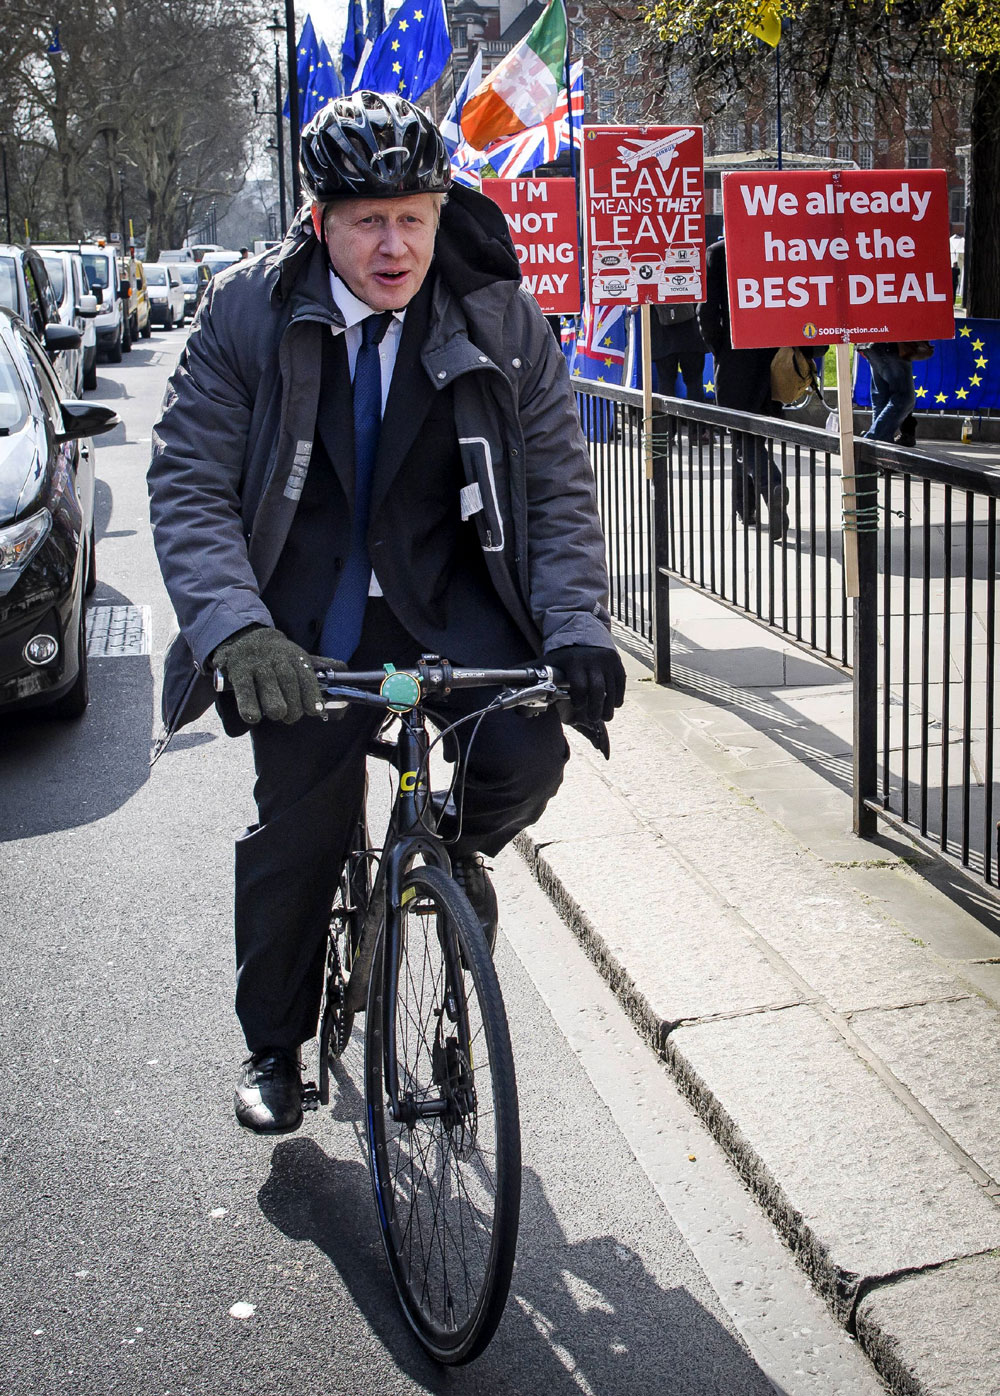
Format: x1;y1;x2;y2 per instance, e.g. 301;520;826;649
56;399;120;442
79;293;99;316
44;322;83;354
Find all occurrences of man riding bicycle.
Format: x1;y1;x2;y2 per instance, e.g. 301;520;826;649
148;92;625;1134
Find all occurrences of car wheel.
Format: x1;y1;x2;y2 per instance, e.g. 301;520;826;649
83;354;97;391
52;607;89;719
106;331;123;364
140;317;151;339
164;309;173;330
122;314;132;353
84;520;97;597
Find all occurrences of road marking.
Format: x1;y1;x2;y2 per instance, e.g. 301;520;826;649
86;604;151;657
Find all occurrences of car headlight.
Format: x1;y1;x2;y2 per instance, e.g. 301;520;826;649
0;509;53;573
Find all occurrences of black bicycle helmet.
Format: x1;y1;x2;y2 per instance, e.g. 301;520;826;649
300;91;451;201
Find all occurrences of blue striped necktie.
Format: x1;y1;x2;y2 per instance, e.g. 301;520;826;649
320;310;393;661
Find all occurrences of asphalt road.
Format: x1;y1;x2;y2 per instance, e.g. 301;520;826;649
0;326;884;1396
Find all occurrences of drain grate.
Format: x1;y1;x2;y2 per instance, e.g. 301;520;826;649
86;604;152;657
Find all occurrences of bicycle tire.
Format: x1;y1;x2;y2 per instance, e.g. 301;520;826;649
318;814;374;1103
365;863;520;1364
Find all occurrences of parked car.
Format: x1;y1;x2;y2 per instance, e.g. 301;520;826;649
158;247;195;262
0;244;84;396
201;250;241;274
144;263;186;328
188;243;222;261
0;307;118;718
40;243;127;364
119;254;151;345
165;260;202;320
38;249;99;391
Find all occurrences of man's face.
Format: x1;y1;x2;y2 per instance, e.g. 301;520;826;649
321;194;439;311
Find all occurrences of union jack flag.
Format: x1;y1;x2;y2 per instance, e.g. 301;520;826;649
450;59;583;184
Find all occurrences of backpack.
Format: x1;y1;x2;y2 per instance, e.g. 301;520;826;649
770;346;818;405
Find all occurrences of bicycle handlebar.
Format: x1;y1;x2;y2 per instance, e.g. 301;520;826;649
213;656;569;714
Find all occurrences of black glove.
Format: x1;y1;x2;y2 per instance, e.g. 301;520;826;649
210;625;327;725
545;645;626;724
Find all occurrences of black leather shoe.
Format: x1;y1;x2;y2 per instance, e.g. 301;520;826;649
453;855;498;954
768;485;790;543
234;1048;303;1133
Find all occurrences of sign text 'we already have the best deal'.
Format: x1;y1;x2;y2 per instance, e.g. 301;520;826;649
722;168;954;348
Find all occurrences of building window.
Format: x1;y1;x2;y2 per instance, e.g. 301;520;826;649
624;53;640;75
857;140;874;168
453;24;466;46
908;92;931;130
949;186;965;223
598;88;617;122
624;98;640;120
907;138;930;168
722;124;742;153
836;140;853;163
598;35;613;59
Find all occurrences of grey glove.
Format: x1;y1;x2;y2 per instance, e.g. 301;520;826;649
210;626;325;725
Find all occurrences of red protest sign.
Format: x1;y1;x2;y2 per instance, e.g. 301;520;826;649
722;169;954;348
581;125;705;306
482;178;581;314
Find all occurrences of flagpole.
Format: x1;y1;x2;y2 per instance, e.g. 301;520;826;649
775;35;782;170
285;0;302;209
564;10;575;182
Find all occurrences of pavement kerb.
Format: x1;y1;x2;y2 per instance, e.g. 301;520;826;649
514;645;1000;1395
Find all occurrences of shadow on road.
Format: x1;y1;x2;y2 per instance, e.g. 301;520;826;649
259;1139;782;1395
0;583;152;841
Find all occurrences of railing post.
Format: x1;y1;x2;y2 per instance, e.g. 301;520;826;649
652;408;671;685
853;456;879;837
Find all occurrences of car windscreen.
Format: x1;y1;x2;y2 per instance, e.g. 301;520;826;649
40;255;67;303
145;266;168;285
0;343;29;432
0;258;18;313
173;265;198;285
81;253;110;290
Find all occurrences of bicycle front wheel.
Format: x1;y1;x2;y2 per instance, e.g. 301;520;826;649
365;863;521;1364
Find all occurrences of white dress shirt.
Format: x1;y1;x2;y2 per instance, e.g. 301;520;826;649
328;272;407;594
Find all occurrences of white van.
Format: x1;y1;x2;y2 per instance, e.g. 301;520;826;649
40;243;126;363
39;249;99;390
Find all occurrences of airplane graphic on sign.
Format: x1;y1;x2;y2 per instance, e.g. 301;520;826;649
616;128;699;171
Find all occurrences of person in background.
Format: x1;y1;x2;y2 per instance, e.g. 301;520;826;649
650;303;711;444
861;343;917;445
698;237;788;540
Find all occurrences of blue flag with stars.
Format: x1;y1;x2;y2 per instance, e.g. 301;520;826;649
366;0;385;43
355;0;452;102
285;15;343;126
342;0;366;91
853;322;1000;413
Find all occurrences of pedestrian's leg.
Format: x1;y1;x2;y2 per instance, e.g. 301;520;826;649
866;352;915;441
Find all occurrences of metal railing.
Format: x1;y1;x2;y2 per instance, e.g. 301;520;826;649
574;380;1000;899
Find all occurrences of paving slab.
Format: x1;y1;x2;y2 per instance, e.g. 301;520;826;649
849;998;1000;1180
855;1255;1000;1396
666;1006;1000;1324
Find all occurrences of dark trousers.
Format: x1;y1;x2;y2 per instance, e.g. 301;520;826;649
714;347;785;515
654;351;706;403
233;600;568;1051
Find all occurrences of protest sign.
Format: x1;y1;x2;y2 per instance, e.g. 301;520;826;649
481;178;581;314
581;125;706;307
722;169;954;348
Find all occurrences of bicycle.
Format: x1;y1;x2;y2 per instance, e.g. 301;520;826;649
293;655;568;1364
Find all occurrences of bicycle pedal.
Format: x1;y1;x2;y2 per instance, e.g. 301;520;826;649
301;1081;321;1111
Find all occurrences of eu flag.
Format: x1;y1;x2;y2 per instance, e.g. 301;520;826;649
355;0;452;102
285;16;343;126
342;0;366;90
366;0;385;43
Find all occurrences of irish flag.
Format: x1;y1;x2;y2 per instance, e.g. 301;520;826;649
460;0;568;151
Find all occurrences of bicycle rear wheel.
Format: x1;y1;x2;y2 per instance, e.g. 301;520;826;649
365;863;521;1364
